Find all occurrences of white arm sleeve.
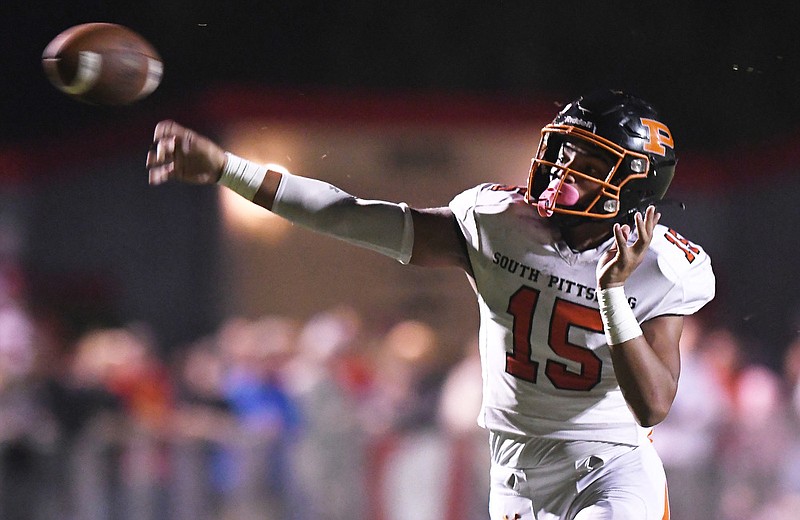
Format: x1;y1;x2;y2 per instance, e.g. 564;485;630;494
271;170;414;264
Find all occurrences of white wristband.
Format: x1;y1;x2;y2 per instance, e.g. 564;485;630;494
597;286;643;345
217;153;269;200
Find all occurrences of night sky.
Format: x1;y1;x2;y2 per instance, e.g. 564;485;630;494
3;1;800;153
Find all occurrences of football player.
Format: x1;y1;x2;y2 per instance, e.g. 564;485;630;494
147;89;715;519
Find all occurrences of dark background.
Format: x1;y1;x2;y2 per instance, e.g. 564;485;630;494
4;1;800;151
2;1;800;364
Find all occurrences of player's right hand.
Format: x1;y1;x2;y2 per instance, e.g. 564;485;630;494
595;205;660;289
146;120;227;186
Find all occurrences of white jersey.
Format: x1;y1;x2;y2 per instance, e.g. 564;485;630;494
449;183;715;446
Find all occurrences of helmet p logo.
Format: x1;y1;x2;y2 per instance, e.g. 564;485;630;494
640;118;674;156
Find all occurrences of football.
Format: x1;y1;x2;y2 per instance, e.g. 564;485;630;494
42;23;163;105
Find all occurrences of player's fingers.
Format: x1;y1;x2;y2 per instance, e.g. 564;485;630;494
629;212;645;251
153;119;188;142
647;206;661;231
148;162;174;185
613;223;628;253
153;119;178;142
145;147;157;168
614;223;631;253
648;206;661;230
632;207;657;253
635;210;645;235
152;120;172;141
647;205;660;226
181;129;195;155
154;136;176;166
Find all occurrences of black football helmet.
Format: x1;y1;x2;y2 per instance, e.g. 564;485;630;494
526;90;677;223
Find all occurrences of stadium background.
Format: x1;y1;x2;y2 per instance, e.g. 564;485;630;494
1;2;799;519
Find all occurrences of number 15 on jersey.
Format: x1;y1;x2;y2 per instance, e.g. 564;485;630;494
505;286;604;392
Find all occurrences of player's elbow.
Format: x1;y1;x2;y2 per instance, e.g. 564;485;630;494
631;399;673;428
635;410;668;428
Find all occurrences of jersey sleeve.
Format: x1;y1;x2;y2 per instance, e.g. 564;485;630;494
649;228;716;317
448;184;487;251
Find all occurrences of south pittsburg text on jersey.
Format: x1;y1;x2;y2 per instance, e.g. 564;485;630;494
492;250;639;307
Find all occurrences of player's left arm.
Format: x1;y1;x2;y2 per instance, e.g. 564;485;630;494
595;206;681;427
610;314;682;428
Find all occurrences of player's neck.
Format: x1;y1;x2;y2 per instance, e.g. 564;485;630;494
560;221;614;252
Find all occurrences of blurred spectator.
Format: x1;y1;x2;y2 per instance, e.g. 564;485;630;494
654;315;729;520
65;326;174;519
698;326;747;409
173;337;234;440
774;336;800;514
216;315;303;520
285;306;370;520
46;327;124;440
0;262;57;520
102;325;174;433
718;364;791;520
437;337;489;520
369;320;452;520
170;337;236;519
372;319;449;433
437;337;483;436
0;263;36;392
43;327;125;520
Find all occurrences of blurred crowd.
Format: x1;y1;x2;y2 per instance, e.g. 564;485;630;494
1;259;800;520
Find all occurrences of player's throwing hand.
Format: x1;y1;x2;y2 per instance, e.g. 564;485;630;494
596;205;661;289
146;120;227;186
